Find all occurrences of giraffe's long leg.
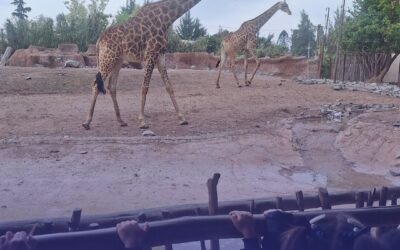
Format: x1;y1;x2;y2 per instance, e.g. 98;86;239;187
244;51;250;86
216;48;227;89
157;54;188;126
229;58;241;88
248;49;261;85
138;54;157;129
82;47;119;130
108;60;127;127
82;82;100;130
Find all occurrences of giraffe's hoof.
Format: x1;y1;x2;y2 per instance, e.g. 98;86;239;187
245;81;252;86
139;123;149;130
216;86;221;89
180;120;189;126
82;123;90;130
120;122;128;127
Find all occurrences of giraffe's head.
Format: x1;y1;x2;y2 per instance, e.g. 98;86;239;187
280;1;292;15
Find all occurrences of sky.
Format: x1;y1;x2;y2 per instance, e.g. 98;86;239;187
0;0;353;40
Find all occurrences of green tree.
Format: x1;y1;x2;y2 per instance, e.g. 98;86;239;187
29;16;56;48
87;0;110;44
5;18;30;49
0;29;7;53
291;10;316;57
11;0;31;20
277;30;290;50
176;11;207;40
64;0;88;50
114;0;140;24
340;0;400;82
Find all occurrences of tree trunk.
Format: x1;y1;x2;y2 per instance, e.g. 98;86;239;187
0;47;13;66
377;54;399;83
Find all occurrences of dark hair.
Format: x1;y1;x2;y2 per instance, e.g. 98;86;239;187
353;235;384;250
280;214;369;250
379;229;400;250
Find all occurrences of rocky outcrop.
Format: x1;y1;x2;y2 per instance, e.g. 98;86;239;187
7;44;86;68
5;46;319;78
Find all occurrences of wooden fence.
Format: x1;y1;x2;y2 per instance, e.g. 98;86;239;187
2;173;400;250
332;52;396;82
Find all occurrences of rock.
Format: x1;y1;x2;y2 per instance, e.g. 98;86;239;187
7;45;85;68
25;77;32;80
389;169;400;177
142;130;156;137
85;44;97;56
393;122;400;128
58;43;79;54
0;47;14;66
50;150;60;154
344;131;352;137
79;151;88;155
64;60;81;68
333;85;343;91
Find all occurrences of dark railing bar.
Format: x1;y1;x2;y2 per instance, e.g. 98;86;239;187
32;206;400;250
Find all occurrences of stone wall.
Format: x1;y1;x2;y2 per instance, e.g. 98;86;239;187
7;44;94;68
5;45;319;78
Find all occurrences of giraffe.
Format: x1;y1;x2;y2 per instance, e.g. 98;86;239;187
215;1;292;89
82;0;202;130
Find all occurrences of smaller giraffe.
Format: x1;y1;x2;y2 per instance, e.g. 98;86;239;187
215;1;292;88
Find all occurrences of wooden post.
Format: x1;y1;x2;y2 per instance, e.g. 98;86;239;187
342;53;347;82
276;197;283;210
318;188;332;209
319;8;330;78
0;47;13;66
138;213;151;250
162;211;173;250
195;208;207;250
367;188;377;207
249;200;255;214
391;194;398;206
43;221;54;234
296;191;305;212
379;187;389;207
377;187;390;237
207;173;221;250
69;209;82;232
334;0;346;83
355;192;365;208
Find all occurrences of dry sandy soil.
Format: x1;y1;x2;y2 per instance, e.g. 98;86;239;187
1;66;400;222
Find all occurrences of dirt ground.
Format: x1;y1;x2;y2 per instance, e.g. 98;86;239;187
1;66;400;221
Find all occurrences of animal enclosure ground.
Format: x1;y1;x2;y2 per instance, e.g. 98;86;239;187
1;67;400;221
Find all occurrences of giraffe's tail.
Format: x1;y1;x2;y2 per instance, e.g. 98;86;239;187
95;72;107;95
216;59;221;68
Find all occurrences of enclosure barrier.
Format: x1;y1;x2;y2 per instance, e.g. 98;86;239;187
2;173;400;250
31;206;400;250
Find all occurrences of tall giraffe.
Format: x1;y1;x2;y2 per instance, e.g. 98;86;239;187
215;1;292;88
82;0;202;130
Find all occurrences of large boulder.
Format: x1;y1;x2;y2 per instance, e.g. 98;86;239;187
58;43;79;54
85;44;97;56
7;44;85;68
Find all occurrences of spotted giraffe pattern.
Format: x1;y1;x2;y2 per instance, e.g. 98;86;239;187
83;0;202;130
216;1;292;88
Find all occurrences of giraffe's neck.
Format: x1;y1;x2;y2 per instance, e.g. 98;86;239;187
249;2;282;31
164;0;202;27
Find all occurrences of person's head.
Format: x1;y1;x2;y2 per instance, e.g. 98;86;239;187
353;235;384;250
379;229;400;250
280;213;370;250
